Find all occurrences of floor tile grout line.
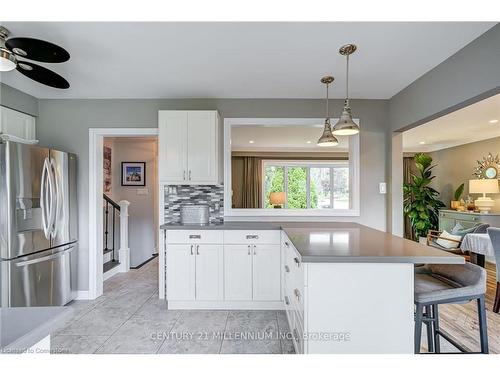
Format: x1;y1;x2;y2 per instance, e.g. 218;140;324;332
218;310;230;354
155;309;184;354
92;289;158;353
275;311;283;354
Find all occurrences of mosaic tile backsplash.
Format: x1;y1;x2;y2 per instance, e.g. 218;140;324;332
164;185;224;224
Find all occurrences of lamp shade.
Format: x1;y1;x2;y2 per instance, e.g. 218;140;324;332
469;179;499;194
269;192;286;205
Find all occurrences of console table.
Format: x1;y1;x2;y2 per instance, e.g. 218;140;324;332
438;210;500;232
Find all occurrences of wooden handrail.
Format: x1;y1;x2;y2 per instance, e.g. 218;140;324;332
103;194;121;211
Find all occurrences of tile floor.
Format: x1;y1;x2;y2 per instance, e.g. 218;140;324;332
51;257;294;354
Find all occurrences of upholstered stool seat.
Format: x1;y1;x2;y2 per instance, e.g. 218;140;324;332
414;263;488;354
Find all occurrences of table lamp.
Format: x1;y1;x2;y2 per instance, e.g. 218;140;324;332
469;179;499;213
269;192;285;209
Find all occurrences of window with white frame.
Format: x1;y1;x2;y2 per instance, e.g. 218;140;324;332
262;160;350;210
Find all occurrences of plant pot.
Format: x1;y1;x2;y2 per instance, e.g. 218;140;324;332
419;236;427;245
450;200;460;210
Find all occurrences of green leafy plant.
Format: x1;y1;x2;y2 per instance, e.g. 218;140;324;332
454;183;465;201
403;153;445;239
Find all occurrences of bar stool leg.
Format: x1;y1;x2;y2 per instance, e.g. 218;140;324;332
477;296;489;354
424;305;434;353
415;304;424;354
494;282;500;313
432;304;441;354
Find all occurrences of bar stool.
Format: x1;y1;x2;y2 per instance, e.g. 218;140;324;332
414;263;489;354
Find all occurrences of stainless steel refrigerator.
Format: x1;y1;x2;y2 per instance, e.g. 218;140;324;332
0;139;78;307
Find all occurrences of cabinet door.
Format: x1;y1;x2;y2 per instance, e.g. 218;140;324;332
0;106;36;140
166;244;195;300
224;245;253;300
195;244;223;301
158;111;188;183
252;244;281;301
186;111;217;183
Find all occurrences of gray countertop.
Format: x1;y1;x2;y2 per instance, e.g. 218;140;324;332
1;306;74;353
161;221;464;265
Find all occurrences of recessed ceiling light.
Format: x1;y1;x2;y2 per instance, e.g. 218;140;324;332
306;141;312;144
249;140;254;144
419;141;426;145
489;119;498;124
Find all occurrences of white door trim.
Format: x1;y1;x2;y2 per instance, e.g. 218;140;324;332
88;127;158;299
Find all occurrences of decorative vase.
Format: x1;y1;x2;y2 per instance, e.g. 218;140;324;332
450;200;460;210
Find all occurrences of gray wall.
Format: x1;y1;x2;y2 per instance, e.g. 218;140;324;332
36;98;389;291
389;23;500;133
429;137;500;210
0;82;39;116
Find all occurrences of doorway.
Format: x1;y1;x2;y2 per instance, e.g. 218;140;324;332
88;128;158;299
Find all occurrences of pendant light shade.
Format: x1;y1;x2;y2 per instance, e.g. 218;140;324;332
317;75;339;147
332;44;360;136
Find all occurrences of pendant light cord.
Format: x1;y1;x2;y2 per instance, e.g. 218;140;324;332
345;54;349;103
325;81;329;120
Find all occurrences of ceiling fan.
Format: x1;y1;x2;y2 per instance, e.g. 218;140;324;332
0;26;70;89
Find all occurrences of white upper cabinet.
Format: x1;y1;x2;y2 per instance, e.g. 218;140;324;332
158;110;220;184
0;106;36;141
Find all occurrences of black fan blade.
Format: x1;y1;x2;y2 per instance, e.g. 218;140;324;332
6;37;69;63
16;61;69;89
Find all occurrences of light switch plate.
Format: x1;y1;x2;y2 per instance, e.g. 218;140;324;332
379;182;387;194
137;188;149;195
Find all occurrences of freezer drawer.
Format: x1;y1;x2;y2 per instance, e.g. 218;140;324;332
1;244;76;307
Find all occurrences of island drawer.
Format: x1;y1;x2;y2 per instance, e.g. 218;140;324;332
224;230;281;244
166;230;223;244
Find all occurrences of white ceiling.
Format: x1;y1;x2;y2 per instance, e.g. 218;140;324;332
231;125;349;152
0;22;495;99
403;93;500;153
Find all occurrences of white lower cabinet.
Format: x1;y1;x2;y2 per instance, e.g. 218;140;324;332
224;245;253;300
166;244;195;301
252;244;281;301
195;244;223;301
166;243;223;301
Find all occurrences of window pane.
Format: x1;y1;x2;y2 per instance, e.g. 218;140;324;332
264;165;285;208
287;167;307;209
333;167;349;209
310;167;331;209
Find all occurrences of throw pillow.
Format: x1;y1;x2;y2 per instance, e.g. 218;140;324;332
435;230;462;249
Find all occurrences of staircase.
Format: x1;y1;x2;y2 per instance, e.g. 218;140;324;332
103;194;130;280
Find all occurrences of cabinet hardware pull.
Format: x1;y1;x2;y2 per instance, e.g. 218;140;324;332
189;235;201;239
253;244;256;255
246;235;259;239
294;257;300;266
189;170;192;180
294;288;301;301
284;296;290;305
284;265;290;273
247;245;251;255
284;241;290;247
183;170;186;180
196;245;200;255
190;245;193;255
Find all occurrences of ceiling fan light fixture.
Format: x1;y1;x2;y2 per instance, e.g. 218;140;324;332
0;48;16;72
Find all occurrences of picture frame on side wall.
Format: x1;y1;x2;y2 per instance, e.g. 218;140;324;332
121;161;146;186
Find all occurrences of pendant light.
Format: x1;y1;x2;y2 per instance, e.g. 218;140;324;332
317;76;339;147
332;44;360;136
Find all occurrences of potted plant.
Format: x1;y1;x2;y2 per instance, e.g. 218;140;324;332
403;153;445;243
451;183;464;210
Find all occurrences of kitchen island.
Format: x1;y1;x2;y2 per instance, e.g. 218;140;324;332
160;222;463;353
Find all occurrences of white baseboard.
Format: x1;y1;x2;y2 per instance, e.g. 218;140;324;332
167;300;284;310
103;265;121;281
75;290;91;300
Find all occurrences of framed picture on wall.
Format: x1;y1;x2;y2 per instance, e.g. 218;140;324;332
103;146;112;193
121;162;146;186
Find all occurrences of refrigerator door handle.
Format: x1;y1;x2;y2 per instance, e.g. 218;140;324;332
40;158;50;239
15;245;75;267
49;158;59;238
